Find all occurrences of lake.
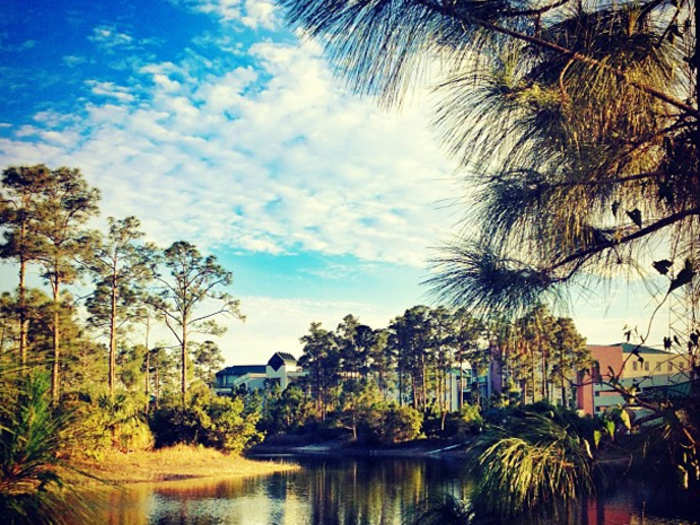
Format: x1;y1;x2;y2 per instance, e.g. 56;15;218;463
91;456;696;525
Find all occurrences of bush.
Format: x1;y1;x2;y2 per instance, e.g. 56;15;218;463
0;372;92;524
370;403;423;444
60;391;153;459
442;403;483;439
149;383;263;454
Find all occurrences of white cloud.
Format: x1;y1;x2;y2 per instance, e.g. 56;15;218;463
89;25;134;49
241;0;278;30
86;80;136;102
212;295;399;363
63;55;88;67
183;0;279;30
0;31;460;268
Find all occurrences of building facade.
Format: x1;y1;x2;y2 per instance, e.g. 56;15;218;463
576;343;691;415
214;352;303;395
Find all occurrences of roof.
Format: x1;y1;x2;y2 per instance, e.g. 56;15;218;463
215;365;266;377
618;343;671;355
273;352;297;363
587;343;671;355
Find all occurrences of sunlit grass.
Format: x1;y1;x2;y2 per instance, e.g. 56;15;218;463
64;443;298;486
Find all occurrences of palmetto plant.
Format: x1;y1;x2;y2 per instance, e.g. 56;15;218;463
0;372;85;525
467;408;597;516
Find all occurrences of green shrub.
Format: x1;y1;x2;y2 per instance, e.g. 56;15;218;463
60;391;153;459
468;407;599;516
371;403;423;444
0;372;92;524
149;383;263;454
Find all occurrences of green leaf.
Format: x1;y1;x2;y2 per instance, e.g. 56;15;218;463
605;419;615;439
619;410;631;431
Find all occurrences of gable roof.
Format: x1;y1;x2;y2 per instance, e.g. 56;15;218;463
215;365;266;377
273;352;297;363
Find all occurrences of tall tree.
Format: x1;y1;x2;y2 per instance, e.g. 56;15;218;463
0;165;52;367
388;306;433;410
32;167;100;402
367;328;393;396
551;317;588;407
453;307;484;409
85;216;154;399
148;241;243;404
298;322;340;420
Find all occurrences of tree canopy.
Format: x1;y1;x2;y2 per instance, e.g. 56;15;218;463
281;0;698;324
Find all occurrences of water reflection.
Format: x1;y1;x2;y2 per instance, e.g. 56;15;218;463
85;457;694;525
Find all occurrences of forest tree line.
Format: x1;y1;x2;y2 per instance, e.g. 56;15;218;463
276;304;589;439
0;164;261;458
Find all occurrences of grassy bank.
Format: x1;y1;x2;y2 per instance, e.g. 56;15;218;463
64;444;298;487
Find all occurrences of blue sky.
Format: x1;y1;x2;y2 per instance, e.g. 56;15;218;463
0;0;670;363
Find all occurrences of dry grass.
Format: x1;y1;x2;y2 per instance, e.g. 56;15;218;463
64;444;297;487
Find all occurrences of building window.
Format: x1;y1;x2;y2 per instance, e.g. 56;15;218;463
633;361;638;371
644;362;649;371
655;362;661;371
668;363;673;372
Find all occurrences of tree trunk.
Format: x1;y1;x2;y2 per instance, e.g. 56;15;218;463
421;360;427;412
18;249;27;368
109;265;117;399
144;316;150;411
540;337;547;401
181;317;188;405
459;354;464;410
529;346;535;403
155;362;160;409
560;349;566;407
51;275;60;404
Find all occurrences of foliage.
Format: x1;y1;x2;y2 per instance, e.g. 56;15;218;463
191;340;225;385
453;403;483;438
0;372;88;525
61;392;153;460
149;383;262;453
467;405;602;516
336;378;385;441
0;372;64;493
147;241;244;404
370;403;423;444
261;384;314;435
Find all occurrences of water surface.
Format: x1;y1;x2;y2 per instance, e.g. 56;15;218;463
91;456;696;525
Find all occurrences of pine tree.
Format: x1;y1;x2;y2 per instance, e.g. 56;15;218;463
85;216;154;399
32;167;100;402
148;241;242;405
0;165;52;367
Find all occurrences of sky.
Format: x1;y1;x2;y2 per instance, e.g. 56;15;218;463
0;0;672;365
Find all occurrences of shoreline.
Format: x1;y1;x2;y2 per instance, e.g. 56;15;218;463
248;438;472;459
64;444;299;489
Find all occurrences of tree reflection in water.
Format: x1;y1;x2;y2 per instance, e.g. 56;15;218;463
81;457;690;525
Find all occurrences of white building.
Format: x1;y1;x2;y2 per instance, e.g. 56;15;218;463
214;352;303;395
